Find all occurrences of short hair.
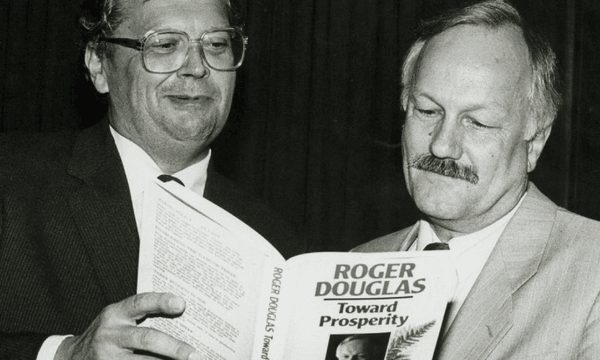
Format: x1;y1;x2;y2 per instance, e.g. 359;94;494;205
78;0;244;60
401;0;561;139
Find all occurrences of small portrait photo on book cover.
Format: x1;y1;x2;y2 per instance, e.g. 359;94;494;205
324;333;390;360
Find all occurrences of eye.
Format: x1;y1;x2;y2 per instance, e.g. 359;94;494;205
153;41;177;52
146;33;186;54
207;39;228;50
203;33;232;55
416;108;437;116
465;117;493;129
413;107;442;121
408;97;443;121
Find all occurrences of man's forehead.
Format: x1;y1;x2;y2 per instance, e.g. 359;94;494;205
141;0;226;3
341;339;367;349
422;25;529;72
126;0;228;12
117;0;229;33
414;25;531;103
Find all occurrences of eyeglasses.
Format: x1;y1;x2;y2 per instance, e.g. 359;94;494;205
99;28;248;73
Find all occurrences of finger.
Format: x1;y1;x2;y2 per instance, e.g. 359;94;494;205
119;325;199;360
119;292;186;320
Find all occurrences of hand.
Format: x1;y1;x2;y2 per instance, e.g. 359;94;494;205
55;292;200;360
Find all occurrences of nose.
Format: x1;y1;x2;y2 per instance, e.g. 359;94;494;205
176;43;209;79
429;117;463;160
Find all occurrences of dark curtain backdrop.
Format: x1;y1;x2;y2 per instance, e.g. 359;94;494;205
1;0;599;252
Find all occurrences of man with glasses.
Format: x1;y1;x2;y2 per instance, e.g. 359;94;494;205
0;0;305;359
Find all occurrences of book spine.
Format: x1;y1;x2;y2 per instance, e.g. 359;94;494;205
251;264;289;360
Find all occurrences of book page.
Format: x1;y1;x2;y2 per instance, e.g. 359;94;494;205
279;252;454;360
138;180;285;360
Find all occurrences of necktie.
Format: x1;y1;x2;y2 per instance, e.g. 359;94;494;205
158;174;185;187
423;242;450;251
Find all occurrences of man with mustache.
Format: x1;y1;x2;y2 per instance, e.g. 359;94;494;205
0;0;306;359
355;1;600;359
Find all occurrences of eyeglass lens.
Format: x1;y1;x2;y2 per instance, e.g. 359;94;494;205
142;30;245;73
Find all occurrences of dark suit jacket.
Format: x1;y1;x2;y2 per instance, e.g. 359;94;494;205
354;183;600;359
0;121;307;359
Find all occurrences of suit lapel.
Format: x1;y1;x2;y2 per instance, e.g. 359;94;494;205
437;183;557;360
355;222;419;252
67;121;139;304
399;224;419;250
436;246;514;359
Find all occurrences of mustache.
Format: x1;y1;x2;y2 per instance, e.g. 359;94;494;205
408;154;479;185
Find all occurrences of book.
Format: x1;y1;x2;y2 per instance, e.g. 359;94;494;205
137;180;454;360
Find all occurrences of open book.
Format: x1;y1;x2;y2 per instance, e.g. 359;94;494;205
138;180;454;360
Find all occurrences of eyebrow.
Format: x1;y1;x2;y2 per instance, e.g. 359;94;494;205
411;91;508;117
409;92;440;106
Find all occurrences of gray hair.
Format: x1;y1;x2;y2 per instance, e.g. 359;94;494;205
401;0;561;139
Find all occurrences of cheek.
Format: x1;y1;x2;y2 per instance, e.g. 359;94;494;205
502;144;529;177
219;74;236;106
476;142;525;186
110;64;146;105
403;120;430;157
141;74;174;110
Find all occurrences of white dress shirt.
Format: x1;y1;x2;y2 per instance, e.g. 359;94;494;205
110;126;210;229
37;126;211;360
410;194;526;333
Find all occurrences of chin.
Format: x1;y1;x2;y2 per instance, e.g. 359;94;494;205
412;187;470;219
418;203;466;222
160;111;217;133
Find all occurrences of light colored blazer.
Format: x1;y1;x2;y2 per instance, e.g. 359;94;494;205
354;182;600;360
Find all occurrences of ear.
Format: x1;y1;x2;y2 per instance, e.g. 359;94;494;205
85;45;109;94
526;125;552;173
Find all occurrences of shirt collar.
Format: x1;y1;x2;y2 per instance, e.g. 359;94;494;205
415;193;527;252
109;125;210;196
